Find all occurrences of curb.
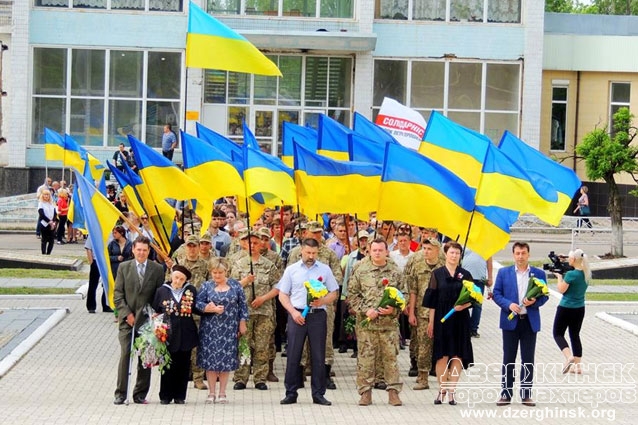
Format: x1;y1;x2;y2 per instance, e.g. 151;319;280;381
0;308;69;377
595;311;638;336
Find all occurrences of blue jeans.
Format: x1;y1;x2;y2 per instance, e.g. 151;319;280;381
469;279;486;333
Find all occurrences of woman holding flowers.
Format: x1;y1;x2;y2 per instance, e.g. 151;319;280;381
553;249;590;374
423;241;474;405
196;258;248;404
152;265;199;405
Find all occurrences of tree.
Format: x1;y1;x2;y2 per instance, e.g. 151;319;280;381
576;108;638;257
546;0;638;15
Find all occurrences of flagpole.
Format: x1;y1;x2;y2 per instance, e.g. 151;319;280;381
244;196;256;301
343;213;352;255
460;209;477;259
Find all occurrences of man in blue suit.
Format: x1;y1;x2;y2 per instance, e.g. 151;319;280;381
493;242;548;407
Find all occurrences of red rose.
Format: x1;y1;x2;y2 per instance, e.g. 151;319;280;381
318;276;323;282
382;278;389;286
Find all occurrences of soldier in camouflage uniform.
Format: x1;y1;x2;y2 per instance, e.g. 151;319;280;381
198;232;217;266
231;232;281;390
288;221;342;389
226;229;249;276
166;234;211;390
256;227;283;383
347;238;404;406
404;237;444;390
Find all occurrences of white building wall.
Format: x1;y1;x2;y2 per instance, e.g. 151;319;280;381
7;0;28;168
520;0;544;149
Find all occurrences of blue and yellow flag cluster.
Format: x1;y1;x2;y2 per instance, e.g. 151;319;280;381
44;128;104;180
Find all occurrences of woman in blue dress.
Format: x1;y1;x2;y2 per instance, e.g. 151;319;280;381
196;258;248;404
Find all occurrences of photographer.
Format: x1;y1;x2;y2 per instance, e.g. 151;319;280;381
552;249;590;375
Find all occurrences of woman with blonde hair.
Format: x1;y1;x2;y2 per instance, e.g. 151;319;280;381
553;249;591;374
38;190;57;255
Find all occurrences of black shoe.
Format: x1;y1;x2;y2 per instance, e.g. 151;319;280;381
113;396;125;405
496;396;511;406
103;307;114;313
88;310;96;314
133;398;148;404
338;345;348;353
374;382;387;390
281;349;287;358
233;382;246;390
255;382;268;390
312;396;332;406
325;365;336;390
351;351;358;359
280;395;297;405
174;399;185;404
471;331;480;338
522;398;536;407
160;399;170;405
408;367;418;377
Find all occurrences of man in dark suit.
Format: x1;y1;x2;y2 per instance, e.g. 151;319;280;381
113;236;165;405
493;241;548;407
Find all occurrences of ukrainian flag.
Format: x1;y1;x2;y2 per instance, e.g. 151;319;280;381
498;131;580;226
186;1;282;77
378;142;475;243
44;129;104;180
353;112;398;145
468;205;519;259
317;114;351;161
475;143;559;221
73;171;122;308
196;122;243;162
243;122;261;150
418;112;489;188
128;135;213;235
182;131;245;201
294;142;381;218
348;133;388;164
282;122;318;168
242;141;296;205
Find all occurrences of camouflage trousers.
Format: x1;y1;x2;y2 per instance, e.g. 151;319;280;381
356;327;402;394
302;301;335;368
191;315;204;383
233;314;275;384
414;317;433;373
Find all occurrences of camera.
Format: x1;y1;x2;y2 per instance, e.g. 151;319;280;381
542;251;574;274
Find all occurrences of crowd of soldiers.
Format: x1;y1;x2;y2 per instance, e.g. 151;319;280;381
127;200;489;406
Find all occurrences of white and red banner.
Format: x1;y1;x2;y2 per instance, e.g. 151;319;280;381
375;97;426;150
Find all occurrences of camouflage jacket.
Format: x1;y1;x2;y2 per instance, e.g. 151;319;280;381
230;255;280;317
404;253;443;318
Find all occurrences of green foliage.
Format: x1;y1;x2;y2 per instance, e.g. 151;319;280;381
546;0;638;15
576;108;638;181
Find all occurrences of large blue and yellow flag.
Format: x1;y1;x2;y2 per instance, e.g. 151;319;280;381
242;141;296;205
317;114;351;161
348;133;388;164
196;122;243;162
294;143;381;217
418;112;489;188
44;129;104;180
468;205;519;259
243;122;261;150
181;131;245;200
378;142;475;245
475;142;559;223
73;171;122;308
499;131;580;225
186;1;282;77
128;135;213;235
282;122;318;168
353;112;398;145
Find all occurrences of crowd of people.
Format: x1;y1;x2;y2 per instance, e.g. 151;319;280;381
100;194;590;408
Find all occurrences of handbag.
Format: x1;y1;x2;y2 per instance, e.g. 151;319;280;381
580;206;590;216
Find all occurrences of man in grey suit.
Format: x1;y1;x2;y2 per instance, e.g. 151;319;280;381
113;236;165;405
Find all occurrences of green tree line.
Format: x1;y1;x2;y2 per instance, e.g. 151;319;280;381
546;0;638;15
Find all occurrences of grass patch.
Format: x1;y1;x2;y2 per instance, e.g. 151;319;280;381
587;293;638;302
546;278;637;286
499;260;546;268
0;268;88;279
0;287;78;295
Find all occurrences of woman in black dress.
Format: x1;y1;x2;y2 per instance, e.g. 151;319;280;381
152;265;199;405
423;241;474;405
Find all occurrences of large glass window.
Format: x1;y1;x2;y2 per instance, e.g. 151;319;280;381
373;58;521;140
203;55;353;155
36;0;182;10
207;0;352;18
550;86;567;151
610;82;631;122
375;0;520;23
32;47;182;147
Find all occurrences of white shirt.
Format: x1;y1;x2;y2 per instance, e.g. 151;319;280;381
515;265;530;315
389;250;413;273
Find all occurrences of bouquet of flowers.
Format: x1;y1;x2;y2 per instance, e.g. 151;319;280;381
344;314;357;340
441;280;484;323
302;277;328;318
133;313;172;374
238;335;251;366
360;278;406;328
507;276;549;320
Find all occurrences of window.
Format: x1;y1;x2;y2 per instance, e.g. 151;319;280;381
550;86;567;151
610;82;631;131
209;0;353;18
373;58;521;141
376;0;520;23
203;55;353;155
32;48;182;147
35;0;182;11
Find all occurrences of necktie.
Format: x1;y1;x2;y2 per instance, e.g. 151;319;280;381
137;263;145;284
